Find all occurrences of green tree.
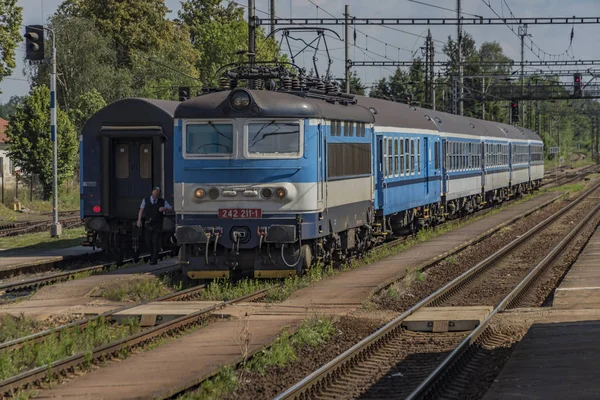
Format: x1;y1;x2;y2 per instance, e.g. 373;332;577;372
407;58;426;105
0;95;23;119
6;85;78;199
129;22;200;99
29;15;132;112
0;0;23;89
58;0;172;67
369;78;391;99
340;71;366;96
69;89;106;132
179;0;281;86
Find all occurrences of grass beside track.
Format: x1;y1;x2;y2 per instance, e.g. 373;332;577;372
0;316;140;381
179;317;335;400
0;227;85;254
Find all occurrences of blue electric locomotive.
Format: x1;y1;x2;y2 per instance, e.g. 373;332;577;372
173;66;543;279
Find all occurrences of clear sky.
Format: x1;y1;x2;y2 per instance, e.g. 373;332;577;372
2;0;599;101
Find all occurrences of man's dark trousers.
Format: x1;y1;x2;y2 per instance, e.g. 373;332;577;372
145;227;162;264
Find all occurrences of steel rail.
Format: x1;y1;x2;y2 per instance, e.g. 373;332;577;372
0;280;204;354
0;287;268;395
407;197;600;399
0;251;172;292
274;181;600;400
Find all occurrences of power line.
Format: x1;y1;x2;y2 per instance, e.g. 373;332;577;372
407;0;482;18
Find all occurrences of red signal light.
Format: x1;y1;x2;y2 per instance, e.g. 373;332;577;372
93;205;101;213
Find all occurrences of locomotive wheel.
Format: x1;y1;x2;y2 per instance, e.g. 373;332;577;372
299;244;312;275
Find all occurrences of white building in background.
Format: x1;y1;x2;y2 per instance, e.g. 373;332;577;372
0;118;13;178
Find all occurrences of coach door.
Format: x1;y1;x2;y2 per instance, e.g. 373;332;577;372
375;135;385;209
112;139;153;217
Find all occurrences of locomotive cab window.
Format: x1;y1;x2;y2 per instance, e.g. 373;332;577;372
185;122;233;156
247;121;301;157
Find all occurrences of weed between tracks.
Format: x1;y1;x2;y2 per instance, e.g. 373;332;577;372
178;317;335;400
0;316;140;381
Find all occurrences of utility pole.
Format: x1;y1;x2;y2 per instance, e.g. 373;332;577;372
269;0;276;39
457;0;463;115
481;77;485;119
25;25;61;237
248;0;256;89
425;29;435;109
429;31;435;110
49;30;60;237
424;32;430;107
518;24;529;127
344;4;350;94
596;114;599;162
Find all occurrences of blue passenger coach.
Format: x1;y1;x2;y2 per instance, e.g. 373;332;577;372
172;80;544;280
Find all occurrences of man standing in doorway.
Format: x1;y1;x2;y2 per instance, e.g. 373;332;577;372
137;187;172;265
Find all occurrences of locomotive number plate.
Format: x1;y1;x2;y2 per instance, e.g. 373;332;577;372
218;208;262;219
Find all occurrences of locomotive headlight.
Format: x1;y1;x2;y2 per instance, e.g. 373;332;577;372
230;89;252;111
208;187;220;199
194;188;206;199
275;187;287;199
261;188;272;199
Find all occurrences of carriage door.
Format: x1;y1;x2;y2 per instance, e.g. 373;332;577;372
317;123;325;208
112;139;153;217
441;138;449;195
375;135;385;209
423;137;430;195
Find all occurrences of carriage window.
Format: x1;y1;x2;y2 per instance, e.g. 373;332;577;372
417;139;421;174
186;123;233;155
115;144;129;179
394;138;399;177
344;121;349;136
388;138;393;177
139;144;152;179
410;139;415;174
434;141;440;170
400;138;405;175
248;122;300;155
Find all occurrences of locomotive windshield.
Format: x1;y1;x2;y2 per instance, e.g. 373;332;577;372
247;122;300;155
186;123;233;155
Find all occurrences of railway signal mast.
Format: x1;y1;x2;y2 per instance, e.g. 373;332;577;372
25;25;62;237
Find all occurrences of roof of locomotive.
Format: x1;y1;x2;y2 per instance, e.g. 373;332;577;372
175;89;375;123
354;96;543;142
82;98;179;137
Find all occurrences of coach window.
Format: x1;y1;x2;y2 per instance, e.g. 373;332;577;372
115;144;129;179
410;139;415;175
400;138;405;175
350;122;355;137
417;138;421;174
139;143;152;179
388;138;394;178
186;123;233;156
344;121;349;136
406;139;411;175
434;141;440;170
394;138;399;177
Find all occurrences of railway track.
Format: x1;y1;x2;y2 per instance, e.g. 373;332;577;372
274;181;600;400
0;215;82;238
0;285;268;396
0;251;172;295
